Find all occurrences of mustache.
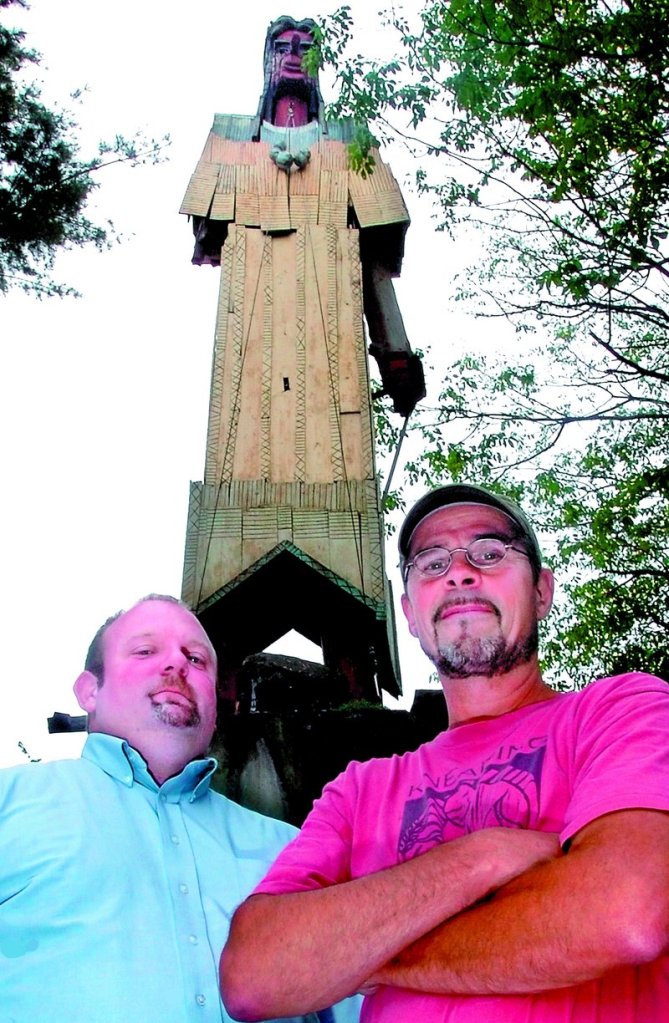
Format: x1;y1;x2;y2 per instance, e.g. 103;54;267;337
432;596;500;625
149;675;197;704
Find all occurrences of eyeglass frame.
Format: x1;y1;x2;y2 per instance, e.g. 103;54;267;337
402;537;530;584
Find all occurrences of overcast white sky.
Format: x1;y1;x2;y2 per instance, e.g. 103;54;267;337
0;0;515;767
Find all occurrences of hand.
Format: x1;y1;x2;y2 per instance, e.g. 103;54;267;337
475;827;561;888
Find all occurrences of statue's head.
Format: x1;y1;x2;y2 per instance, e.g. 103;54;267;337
256;15;324;128
267;16;316;88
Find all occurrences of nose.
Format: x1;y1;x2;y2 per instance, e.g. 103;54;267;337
161;650;188;677
290;32;300;55
443;549;479;588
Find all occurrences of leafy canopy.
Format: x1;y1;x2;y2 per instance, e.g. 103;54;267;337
317;0;669;686
0;0;170;297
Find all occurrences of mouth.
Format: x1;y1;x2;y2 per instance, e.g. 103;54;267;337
436;600;499;623
150;687;195;708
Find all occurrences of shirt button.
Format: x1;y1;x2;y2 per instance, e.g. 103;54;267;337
179;883;189;895
196;994;206;1006
171;834;180;844
189;934;199;945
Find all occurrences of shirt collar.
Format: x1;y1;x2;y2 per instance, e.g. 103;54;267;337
81;733;218;802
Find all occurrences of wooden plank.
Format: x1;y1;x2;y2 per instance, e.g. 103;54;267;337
318;201;347;228
352;191;408;227
320;169;348;203
256;141;273;164
347;230;375;478
349;150;409;226
303;225;333;482
211;192;235;221
243;506;279;537
348;151;405;221
264;161;290;197
277;504;292;540
293;227;307;482
340;412;364;480
348;150;392;192
325;225;344;483
209;227;244;482
236;165;257;192
318;169;348;227
288;150;321;195
330;531;366;592
212;164;236;221
242;538;275;572
204;230;234;482
260;234;273;479
231;229;265;479
179;162;218;215
235;164;260;224
236;194;260;226
317;140;350;170
336;227;361;417
260;194;291;232
217;139;241;163
199;528;232;600
293;509;329;536
270;234;298;481
293;510;332;569
203;504;246;595
207;137;239;163
289;195;318;226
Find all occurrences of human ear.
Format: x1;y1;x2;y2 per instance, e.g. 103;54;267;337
401;592;419;638
73;670;100;714
535;567;555;621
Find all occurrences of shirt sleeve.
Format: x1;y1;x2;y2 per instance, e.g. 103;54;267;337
561;672;669;845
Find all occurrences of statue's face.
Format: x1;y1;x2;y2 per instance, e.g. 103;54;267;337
271;29;314;85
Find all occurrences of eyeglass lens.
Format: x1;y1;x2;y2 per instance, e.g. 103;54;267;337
411;538;511;577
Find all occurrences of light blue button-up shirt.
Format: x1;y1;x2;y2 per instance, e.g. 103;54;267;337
0;734;359;1023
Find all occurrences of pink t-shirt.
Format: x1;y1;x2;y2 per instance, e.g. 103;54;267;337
256;673;669;1021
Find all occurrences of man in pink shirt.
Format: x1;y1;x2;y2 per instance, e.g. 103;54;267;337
221;484;669;1022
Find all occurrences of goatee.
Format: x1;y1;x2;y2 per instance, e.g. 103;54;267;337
432;624;540;679
154;702;201;729
150;677;201;729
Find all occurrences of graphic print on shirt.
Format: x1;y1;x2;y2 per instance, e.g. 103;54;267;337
397;740;547;860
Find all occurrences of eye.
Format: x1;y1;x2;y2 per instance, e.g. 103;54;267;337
134;647;154;657
186;652;207;667
468;539;507;566
414;548;450;576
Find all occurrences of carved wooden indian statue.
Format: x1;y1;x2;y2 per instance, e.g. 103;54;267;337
180;16;425;704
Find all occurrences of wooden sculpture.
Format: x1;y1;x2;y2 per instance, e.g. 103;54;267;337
180;16;424;705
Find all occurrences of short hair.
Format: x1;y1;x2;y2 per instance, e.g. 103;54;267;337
83;594;188;685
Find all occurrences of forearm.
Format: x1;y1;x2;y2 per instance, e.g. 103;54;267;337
220;828;558;1020
373;857;607;995
372;810;669;996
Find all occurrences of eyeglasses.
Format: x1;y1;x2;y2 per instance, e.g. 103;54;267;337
404;538;528;581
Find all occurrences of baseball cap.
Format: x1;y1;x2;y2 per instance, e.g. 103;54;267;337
398;484;542;580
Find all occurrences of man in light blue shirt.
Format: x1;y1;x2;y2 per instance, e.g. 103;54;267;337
0;594;358;1023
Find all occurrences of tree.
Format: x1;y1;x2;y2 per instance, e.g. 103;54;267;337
315;0;669;685
0;0;169;297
